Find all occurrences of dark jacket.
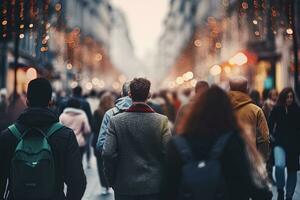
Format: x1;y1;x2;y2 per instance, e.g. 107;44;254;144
92;109;105;149
269;104;300;153
161;132;272;200
0;108;86;200
103;103;171;195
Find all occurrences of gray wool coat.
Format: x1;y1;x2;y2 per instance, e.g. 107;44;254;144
102;111;171;195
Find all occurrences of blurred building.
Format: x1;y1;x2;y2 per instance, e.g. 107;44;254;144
158;0;300;93
0;0;130;96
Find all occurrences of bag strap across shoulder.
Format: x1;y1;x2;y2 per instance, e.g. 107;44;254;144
8;124;22;140
210;132;233;159
172;136;196;163
46;122;64;138
8;122;64;140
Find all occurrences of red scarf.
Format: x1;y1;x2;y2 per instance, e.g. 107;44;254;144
126;103;155;113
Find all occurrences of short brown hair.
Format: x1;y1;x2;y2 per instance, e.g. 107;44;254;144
130;78;151;102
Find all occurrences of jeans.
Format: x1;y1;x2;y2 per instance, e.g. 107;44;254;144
115;194;159;200
274;146;297;198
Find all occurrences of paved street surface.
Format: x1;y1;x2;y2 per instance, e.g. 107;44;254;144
82;154;114;200
82;152;300;200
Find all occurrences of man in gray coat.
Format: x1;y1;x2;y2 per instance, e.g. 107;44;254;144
103;78;171;200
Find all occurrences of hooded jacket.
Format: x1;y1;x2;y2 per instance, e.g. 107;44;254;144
0;108;86;200
59;107;91;147
228;91;270;160
96;96;132;152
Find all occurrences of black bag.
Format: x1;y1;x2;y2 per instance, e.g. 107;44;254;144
172;132;232;200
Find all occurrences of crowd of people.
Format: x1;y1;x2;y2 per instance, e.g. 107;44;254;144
0;76;300;200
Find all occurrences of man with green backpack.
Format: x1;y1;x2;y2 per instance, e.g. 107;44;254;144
0;78;86;200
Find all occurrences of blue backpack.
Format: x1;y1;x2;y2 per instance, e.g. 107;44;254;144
172;133;232;200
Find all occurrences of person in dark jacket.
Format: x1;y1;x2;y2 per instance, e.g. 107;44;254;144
269;87;300;200
0;78;86;200
161;86;272;200
92;92;115;195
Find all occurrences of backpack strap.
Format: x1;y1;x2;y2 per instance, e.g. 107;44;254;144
46;122;64;138
210;132;233;159
8;124;22;140
172;136;196;163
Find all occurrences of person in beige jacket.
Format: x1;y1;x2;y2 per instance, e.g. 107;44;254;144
228;76;270;161
60;98;91;159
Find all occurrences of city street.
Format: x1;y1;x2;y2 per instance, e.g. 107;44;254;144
1;1;300;200
82;152;300;200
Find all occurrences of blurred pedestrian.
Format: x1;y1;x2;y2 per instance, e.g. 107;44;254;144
87;90;100;114
161;86;272;200
96;82;132;152
159;90;176;123
0;89;9;132
228;76;270;161
7;93;27;124
103;78;171;200
0;78;86;200
262;89;278;120
174;80;209;133
92;92;115;195
268;87;300;200
250;89;262;107
171;91;181;114
59;98;91;159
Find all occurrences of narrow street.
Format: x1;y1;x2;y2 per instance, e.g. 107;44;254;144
82;154;114;200
82;152;300;200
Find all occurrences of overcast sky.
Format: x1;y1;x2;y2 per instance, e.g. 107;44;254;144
111;0;169;60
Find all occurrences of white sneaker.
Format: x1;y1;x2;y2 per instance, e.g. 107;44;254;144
101;188;110;195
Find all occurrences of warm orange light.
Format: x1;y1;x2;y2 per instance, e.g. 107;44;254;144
210;65;222;76
176;77;184;85
85;82;93;90
229;52;248;66
66;63;73;70
194;40;202;47
26;68;37;80
95;53;103;62
55;3;62;11
286;28;293;35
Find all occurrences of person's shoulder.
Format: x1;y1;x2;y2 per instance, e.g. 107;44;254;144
0;127;16;144
153;112;168;120
52;125;75;141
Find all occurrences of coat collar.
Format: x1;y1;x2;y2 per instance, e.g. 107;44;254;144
126;102;155;113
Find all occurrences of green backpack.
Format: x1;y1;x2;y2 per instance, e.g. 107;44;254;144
8;122;63;199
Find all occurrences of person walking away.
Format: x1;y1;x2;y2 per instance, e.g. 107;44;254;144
262;89;278;120
59;98;91;159
161;86;272;200
262;88;278;182
96;82;132;152
92;92;115;195
103;78;171;200
228;76;270;161
174;81;209;134
0;89;9;132
0;78;86;200
250;89;262;107
268;87;300;200
59;86;93;166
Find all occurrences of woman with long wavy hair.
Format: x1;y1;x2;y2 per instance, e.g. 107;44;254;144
269;87;300;200
161;86;272;200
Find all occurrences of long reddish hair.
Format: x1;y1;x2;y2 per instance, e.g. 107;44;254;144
178;85;271;188
178;85;238;136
